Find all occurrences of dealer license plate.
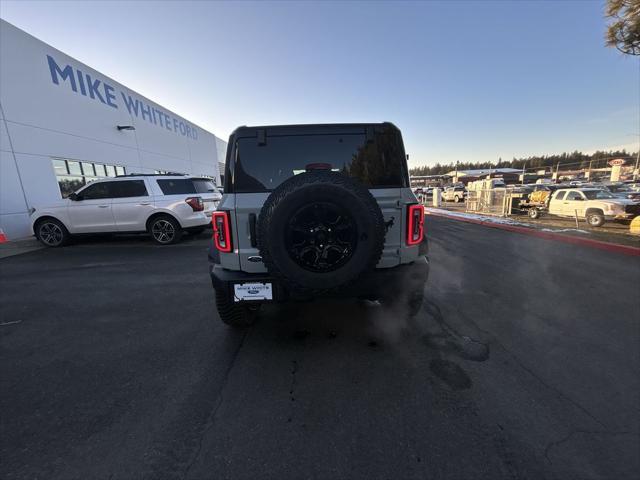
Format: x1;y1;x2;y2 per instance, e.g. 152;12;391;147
233;282;273;302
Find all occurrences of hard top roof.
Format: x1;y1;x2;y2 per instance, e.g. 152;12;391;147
230;122;399;137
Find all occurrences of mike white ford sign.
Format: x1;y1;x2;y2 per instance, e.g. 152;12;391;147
47;54;199;140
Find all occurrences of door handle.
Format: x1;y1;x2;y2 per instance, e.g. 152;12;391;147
138;202;151;206
98;205;109;208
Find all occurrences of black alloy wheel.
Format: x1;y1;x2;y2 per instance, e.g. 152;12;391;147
285;202;358;273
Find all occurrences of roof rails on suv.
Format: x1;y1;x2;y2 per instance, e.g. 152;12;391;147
115;172;187;177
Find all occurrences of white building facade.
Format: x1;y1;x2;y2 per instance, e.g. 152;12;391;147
0;20;226;240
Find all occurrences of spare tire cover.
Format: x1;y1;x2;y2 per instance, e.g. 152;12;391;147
257;171;385;293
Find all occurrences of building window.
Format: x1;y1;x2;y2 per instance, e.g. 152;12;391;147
51;158;126;198
67;161;82;176
81;162;95;177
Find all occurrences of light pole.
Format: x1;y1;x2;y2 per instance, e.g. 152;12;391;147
620;133;640;181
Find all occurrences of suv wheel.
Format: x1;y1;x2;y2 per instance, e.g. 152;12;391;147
258;171;385;294
149;215;183;245
35;218;69;247
215;287;259;327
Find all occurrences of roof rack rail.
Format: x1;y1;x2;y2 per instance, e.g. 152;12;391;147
115;172;186;177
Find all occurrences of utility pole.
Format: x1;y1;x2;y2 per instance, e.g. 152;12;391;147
455;160;459;183
554;162;560;183
587;159;593;181
521;162;526;185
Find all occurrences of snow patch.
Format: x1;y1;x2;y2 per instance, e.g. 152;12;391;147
424;208;527;226
541;228;591;234
426;207;594;235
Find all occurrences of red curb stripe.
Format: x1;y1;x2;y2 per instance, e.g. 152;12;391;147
426;210;640;257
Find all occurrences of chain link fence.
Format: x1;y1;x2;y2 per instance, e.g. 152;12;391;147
466;189;509;216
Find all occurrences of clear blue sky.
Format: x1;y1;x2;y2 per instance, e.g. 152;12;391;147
1;0;638;167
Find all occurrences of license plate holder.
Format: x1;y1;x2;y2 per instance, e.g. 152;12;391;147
233;282;273;302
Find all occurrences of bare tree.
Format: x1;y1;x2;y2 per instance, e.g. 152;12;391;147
606;0;640;55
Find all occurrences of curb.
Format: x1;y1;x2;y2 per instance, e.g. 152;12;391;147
0;236;43;259
425;209;640;257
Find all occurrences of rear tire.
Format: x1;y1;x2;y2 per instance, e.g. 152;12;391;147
528;208;541;219
149;215;183;245
35;218;70;247
454;195;461;203
215;288;259;327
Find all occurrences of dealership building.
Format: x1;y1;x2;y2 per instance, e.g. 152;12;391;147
0;19;227;240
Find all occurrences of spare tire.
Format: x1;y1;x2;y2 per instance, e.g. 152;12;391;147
257;170;385;293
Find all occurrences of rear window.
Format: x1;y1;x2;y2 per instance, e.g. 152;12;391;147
192;179;217;193
157;179;196;195
230;127;408;192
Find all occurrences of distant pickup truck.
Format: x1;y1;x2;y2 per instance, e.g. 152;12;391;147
521;188;640;227
441;186;467;203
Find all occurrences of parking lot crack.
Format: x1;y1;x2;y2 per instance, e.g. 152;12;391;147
497;344;607;428
182;329;249;478
287;360;298;423
543;429;639;464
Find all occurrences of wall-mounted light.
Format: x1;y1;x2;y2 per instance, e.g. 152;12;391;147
117;125;135;131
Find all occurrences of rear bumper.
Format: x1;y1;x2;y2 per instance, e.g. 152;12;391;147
210;256;429;303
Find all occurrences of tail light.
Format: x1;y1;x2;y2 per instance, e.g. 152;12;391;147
212;211;232;252
407;204;424;245
185;196;204;212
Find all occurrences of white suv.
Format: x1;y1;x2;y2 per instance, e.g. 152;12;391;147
31;175;221;246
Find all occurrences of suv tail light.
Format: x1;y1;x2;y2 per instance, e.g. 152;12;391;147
212;211;233;252
185;196;204;212
407;204;425;246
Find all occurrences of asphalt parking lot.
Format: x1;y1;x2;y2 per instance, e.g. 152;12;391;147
1;218;639;480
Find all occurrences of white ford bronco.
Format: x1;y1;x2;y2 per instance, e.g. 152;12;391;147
208;123;429;327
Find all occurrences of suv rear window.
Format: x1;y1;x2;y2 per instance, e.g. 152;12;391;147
231;127;408;192
157;179;196;195
192;179;217;193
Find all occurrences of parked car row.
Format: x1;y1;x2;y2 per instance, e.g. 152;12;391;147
31;174;222;246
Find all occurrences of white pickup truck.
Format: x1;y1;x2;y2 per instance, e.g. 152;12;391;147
548;188;640;227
